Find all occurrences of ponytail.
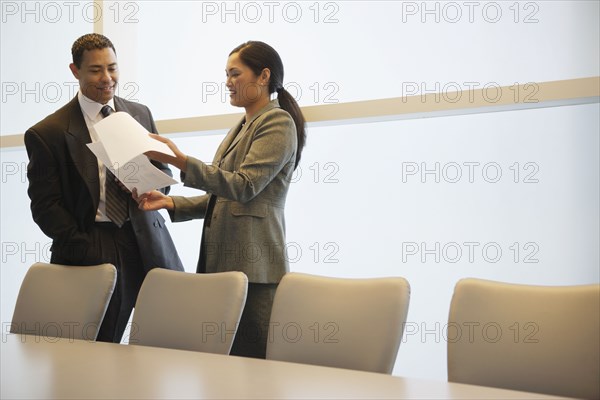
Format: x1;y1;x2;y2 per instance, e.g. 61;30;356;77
277;87;306;169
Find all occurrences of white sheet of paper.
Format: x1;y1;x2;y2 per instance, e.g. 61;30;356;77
113;154;177;194
87;143;178;193
86;141;111;166
86;112;178;193
93;111;175;167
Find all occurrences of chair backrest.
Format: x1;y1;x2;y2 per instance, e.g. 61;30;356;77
447;278;600;399
130;269;248;354
266;272;411;374
10;262;117;341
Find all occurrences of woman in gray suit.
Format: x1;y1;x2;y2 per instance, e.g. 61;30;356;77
137;41;306;358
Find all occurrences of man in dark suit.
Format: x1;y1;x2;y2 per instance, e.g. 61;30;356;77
24;33;183;343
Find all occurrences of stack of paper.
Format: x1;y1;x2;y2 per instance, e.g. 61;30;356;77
87;112;178;194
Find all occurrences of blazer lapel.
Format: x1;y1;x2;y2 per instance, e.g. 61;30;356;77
220;100;279;160
64;97;100;210
215;119;244;162
220;120;248;159
114;97;132;118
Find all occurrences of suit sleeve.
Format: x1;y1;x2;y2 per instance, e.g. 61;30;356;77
25;129;92;255
182;110;296;203
170;194;210;222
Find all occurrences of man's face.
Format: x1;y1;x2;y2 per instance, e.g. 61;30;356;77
70;47;119;104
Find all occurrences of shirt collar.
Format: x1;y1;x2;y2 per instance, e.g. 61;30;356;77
77;90;115;121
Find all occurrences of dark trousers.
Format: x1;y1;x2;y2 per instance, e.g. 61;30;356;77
230;282;278;359
51;221;145;343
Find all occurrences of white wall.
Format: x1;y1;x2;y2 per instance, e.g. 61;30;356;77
1;0;599;381
1;0;94;135
3;1;599;131
129;0;599;120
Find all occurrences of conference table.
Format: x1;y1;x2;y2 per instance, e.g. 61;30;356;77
1;334;567;399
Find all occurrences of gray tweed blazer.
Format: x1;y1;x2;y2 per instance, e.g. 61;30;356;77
171;99;297;283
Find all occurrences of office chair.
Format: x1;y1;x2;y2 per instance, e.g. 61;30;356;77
447;278;600;399
266;272;411;374
130;268;248;354
11;262;117;340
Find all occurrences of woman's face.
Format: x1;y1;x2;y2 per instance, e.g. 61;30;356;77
225;52;268;110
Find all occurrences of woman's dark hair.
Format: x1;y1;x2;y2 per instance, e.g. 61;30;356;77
230;41;306;169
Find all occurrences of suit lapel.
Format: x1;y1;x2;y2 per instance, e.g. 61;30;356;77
114;97;131;117
64;97;100;210
220;100;279;160
114;97;144;125
218;120;246;161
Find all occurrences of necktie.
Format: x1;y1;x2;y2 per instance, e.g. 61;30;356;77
101;105;129;227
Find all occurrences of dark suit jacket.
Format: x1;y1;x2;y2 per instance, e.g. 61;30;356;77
25;95;183;272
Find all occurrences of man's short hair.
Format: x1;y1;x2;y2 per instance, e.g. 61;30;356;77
71;33;116;68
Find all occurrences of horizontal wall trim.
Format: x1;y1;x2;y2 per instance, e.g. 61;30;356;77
2;76;598;149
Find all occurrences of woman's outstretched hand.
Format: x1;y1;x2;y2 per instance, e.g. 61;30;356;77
145;134;188;172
